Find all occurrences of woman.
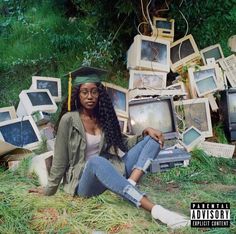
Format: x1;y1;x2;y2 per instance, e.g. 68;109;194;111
29;71;189;229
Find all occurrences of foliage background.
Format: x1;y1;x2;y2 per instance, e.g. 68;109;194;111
0;0;236;109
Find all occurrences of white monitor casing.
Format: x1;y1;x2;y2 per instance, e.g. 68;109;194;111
31;76;62;102
17;89;58;117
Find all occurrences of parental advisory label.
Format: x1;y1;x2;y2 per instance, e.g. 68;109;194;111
191;203;230;228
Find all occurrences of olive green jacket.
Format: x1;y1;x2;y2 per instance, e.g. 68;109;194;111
45;111;143;196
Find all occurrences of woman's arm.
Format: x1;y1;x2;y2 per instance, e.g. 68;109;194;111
142;127;164;148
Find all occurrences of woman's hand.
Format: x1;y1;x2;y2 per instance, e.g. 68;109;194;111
142;127;164;148
28;186;45;196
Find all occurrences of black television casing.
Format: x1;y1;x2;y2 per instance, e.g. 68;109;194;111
220;88;236;141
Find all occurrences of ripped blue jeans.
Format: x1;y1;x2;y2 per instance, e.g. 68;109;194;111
76;136;160;207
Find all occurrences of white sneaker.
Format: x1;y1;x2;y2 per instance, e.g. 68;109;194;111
127;178;136;186
151;205;190;229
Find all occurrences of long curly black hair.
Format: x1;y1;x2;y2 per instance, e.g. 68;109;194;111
55;82;127;153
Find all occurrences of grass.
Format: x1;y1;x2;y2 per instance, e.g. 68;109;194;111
0;149;235;234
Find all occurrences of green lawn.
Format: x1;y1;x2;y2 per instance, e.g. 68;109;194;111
0;150;235;234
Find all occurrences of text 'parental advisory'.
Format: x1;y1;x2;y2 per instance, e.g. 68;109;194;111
191;203;230;228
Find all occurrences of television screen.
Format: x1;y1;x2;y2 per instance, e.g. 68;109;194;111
135;74;163;88
228;93;236;123
107;87;126;113
129;70;167;89
181;126;204;152
32;76;62;102
183;128;201;146
0;106;17;123
174;98;213;138
196;75;217;94
127;34;170;72
171;39;194;64
156;20;172;30
219;89;236;141
0;112;11;122
188;65;220;97
0;117;41;148
27;92;53;106
202;47;222;62
37;80;58;96
152;17;174;41
200;44;224;65
129;97;177;139
141;40;167;65
103;82;128;117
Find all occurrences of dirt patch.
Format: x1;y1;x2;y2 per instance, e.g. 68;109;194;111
32;207;60;223
109;223;133;233
30;207;68;232
200;183;236;192
165;181;180;192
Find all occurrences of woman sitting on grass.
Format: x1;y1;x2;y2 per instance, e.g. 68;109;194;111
29;67;190;229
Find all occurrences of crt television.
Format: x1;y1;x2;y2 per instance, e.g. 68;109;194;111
129;69;167;89
31;76;62;102
174;98;213;138
181;126;204;152
170;34;201;73
152;17;175;41
103;82;128;118
219;54;236;88
29;151;53;186
0;115;42;149
200;44;224;65
127;34;170;72
129;96;178;140
219;88;236;141
188;64;220;98
0;106;17;122
17;89;58;117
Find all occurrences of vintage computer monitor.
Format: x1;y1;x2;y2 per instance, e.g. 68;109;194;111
174;98;213;138
170;34;201;74
103;82;128;118
219;54;236;88
0;106;17;122
200;44;224;65
188;64;221;98
0;116;42;150
31;76;62;102
127;34;170;72
220;88;236;141
129;96;178;140
29;151;53;186
152;17;175;42
129;69;167;89
17;89;58;117
180;126;205;152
